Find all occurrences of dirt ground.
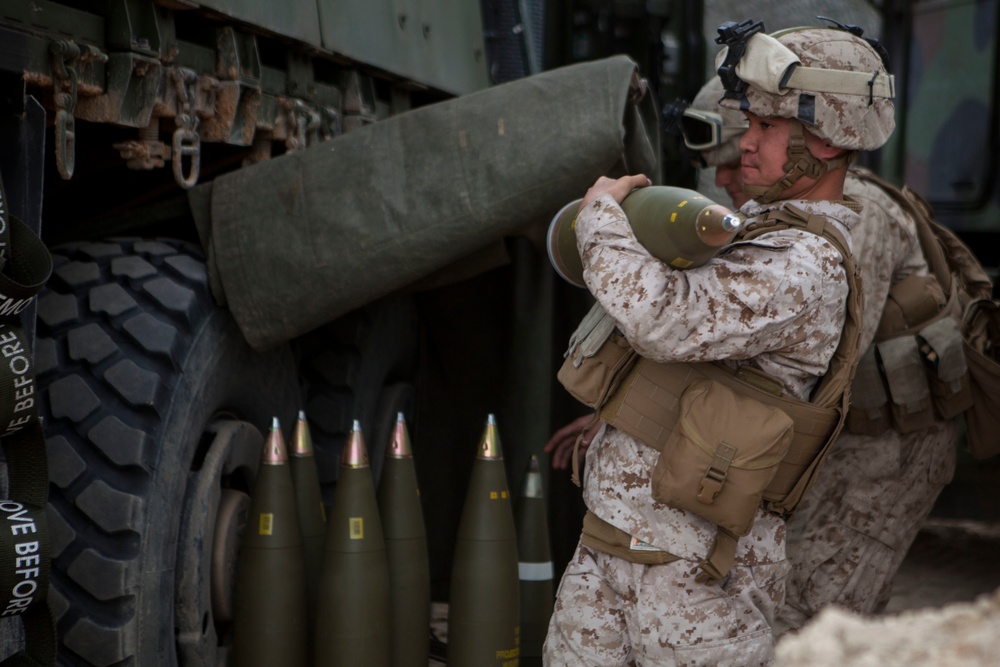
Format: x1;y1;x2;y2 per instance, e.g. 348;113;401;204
882;518;1000;614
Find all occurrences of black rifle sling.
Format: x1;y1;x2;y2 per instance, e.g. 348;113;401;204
0;169;55;667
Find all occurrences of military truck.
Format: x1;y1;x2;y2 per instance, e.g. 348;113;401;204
877;0;1000;520
0;1;683;664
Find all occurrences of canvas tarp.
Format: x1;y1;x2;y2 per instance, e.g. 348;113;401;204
189;55;659;351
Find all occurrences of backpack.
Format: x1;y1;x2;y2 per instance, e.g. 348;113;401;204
848;167;999;459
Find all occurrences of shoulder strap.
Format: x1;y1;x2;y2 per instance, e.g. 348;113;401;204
737;204;864;410
730;204;864;515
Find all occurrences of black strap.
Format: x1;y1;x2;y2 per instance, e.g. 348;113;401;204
0;169;55;666
0;172;11;271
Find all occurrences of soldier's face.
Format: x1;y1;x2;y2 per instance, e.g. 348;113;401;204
739;112;832;200
739;112;793;190
714;159;748;208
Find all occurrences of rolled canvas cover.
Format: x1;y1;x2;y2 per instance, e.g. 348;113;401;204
190;55;659;350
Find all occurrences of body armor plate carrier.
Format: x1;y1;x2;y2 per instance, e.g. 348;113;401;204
558;203;863;584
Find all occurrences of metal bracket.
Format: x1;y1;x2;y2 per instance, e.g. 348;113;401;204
281;99;320;153
113;116;170;170
301;101;321;147
171;68;201;188
50;40;81;179
319;106;342;141
715;19;765;99
280;98;304;153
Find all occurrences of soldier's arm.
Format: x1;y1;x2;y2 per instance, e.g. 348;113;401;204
575;198;847;364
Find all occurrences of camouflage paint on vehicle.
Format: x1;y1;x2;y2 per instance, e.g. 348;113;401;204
882;0;1000;241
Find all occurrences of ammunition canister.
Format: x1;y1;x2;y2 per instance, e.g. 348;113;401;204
377;412;431;667
547;185;744;287
448;414;520;667
515;455;554;666
231;417;308;667
290;410;327;654
314;420;391;666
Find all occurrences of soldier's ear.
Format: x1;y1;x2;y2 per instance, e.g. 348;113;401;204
808;135;847;161
818;145;848;160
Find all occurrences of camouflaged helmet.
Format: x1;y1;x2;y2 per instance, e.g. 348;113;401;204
688;76;747;168
716;24;895;151
713;20;895;202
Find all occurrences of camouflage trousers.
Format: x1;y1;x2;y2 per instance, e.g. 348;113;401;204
544;541;790;666
776;420;958;635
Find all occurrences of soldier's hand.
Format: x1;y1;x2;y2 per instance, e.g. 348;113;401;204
544;413;603;470
579;174;652;210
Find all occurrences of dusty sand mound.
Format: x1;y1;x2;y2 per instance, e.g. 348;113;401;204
775;587;1000;667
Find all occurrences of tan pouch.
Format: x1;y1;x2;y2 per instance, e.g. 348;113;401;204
917;317;973;419
962;298;1000;459
650;378;794;536
845;345;892;436
557;303;637;408
878;335;936;433
876;274;946;340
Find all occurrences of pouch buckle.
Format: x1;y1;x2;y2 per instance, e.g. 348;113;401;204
697;442;736;504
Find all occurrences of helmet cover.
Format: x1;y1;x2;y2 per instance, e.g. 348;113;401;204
717;26;895;151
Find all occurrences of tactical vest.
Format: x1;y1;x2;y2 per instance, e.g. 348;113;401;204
558;203;863;583
844;168;998;459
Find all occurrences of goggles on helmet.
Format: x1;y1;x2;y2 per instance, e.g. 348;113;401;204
680;108;747;150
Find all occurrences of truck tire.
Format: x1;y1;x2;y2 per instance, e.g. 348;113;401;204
34;238;300;666
296;293;419;500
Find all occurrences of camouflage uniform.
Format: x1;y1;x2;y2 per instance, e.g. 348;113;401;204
544;193;858;666
680;39;951;630
775;174;959;634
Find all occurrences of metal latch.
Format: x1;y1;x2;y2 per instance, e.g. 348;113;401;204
50;40;80;180
172;68;202;189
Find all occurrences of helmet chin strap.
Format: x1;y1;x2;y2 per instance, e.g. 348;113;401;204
742;119;851;204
